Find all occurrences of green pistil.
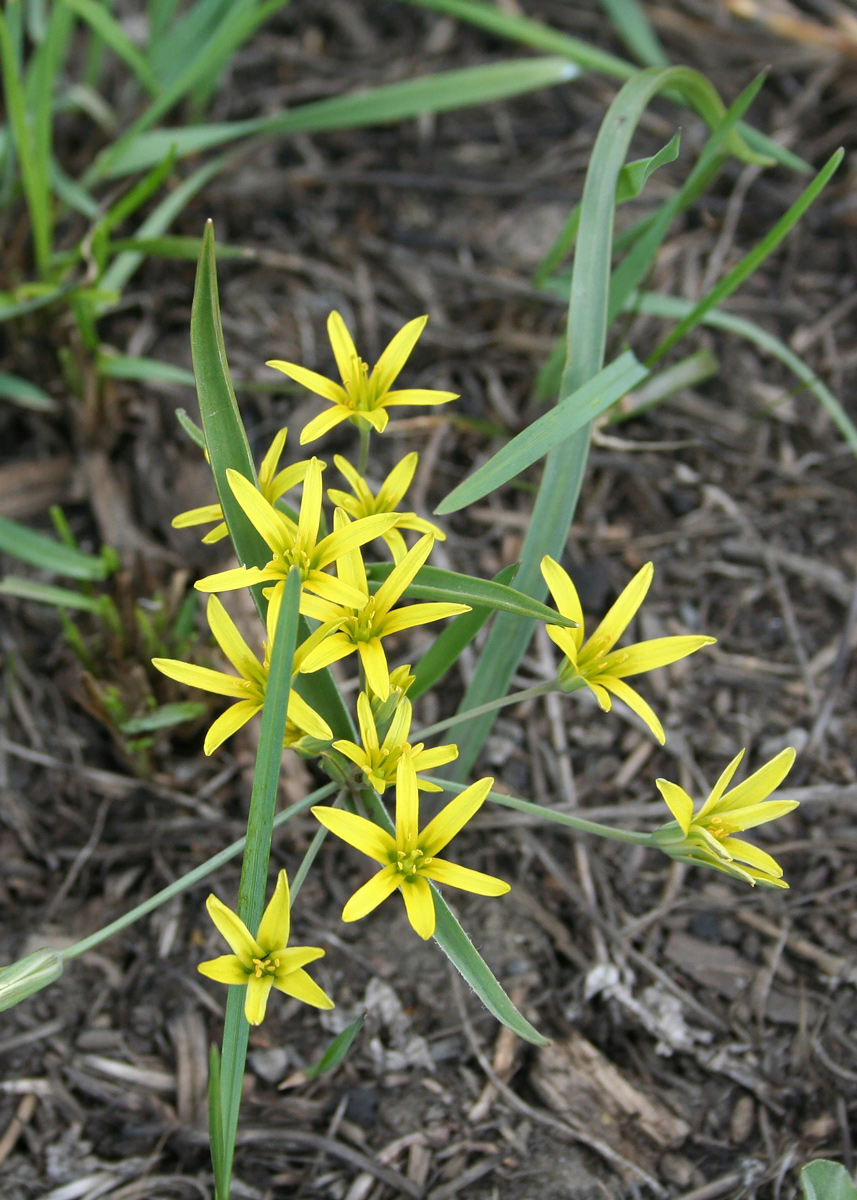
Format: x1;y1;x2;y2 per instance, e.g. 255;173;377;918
395;848;432;878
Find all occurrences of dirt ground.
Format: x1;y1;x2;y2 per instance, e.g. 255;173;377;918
2;2;857;1197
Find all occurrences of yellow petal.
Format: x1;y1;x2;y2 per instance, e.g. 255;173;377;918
296;457;324;549
395;753;420;852
259;427;288;488
331;739;368;771
379;602;470;637
600;635;716;678
595;675;665;744
714;747;797;816
371;316;427;395
655;778;694;835
256;869;291;951
374;533;434;619
383;696;412;751
311;806;396;864
699;749;745;814
196;566;280;593
342;864;401;921
201;522;229;544
287;692;333;742
412;744;458;772
327;489;363;516
333;454;373;505
152;658;249;699
266;359;347;404
587;680;612;712
377;452;418;508
401;875;436;940
422;858;510;896
384;527;409;565
715;799;800;832
300;405;352;445
206;894;260;964
419;776;492;857
272;946;325;973
204;700;261;754
172;503;223;529
357;692;379;752
546;624;581;666
327;311;360;387
197;954;248;985
315;513;399;570
244;975;275;1025
358;638;391;699
269;459;310;501
274;966;334;1009
206;594;262;682
228;470;292;554
358;407;388;432
720;837;784;878
297;593;348;627
298;633;356;676
381;388;458;406
586;562;653;658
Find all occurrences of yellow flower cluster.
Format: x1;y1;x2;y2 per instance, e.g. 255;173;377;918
158;312;797;1021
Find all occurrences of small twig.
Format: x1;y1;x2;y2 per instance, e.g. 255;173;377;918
0;1094;37;1167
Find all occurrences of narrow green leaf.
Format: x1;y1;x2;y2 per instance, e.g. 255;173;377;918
190;219;270;617
432;891;549;1045
0;370;57;412
437;350;647;513
207;1045;226;1194
0;577;103;611
596;0;669;67
108;235;251;260
61;0;159;94
94;57;580;178
609;349;718;422
0;283;74;322
647;148;844;367
410;564;518;700
175;407;207;449
98;353;196;386
0;516;109;580
304;1015;366;1080
801;1161;857;1200
119;702;208;734
364;562;575;626
628;290;857;458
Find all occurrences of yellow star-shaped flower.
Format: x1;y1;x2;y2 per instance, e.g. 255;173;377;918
198;870;333;1024
152;592;332;754
541;556;715;744
333;690;457;794
267;312;458;444
171;427;308;544
651;748;798;887
327;453;446;564
296;522;469;700
313;754;509;940
195;457;397;609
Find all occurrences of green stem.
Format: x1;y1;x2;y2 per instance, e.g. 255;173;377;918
290;788;346;904
414;680;564;740
60;782;336;962
358;423;371;474
424;777;651;845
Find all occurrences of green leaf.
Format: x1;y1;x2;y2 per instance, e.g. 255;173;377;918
0;577;104;611
608;349;718;422
304;1015;366;1080
98;353;196;386
596;0;669;67
119;702;208;734
0;370;57;411
364;562;575;626
61;0;159;95
436;349;647;513
410;563;518;700
108;235;251;260
801;1161;857;1200
432;890;549;1045
0;516;110;580
207;1045;226;1197
190;220;270;616
175;407;207;449
95;57;580;178
647;148;844;367
628;290;857;458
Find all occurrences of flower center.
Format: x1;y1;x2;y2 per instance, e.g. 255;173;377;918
344;598;378;642
251;955;280;979
705;815;737;840
395;848;432;879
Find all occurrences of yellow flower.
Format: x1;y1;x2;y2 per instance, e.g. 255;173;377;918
333;691;457;794
312;753;509;940
328;453;446;564
152;592;332;754
651;748;798;888
541;556;715;744
195;457;397;609
171;427;309;544
267;312;458;444
198;870;333;1024
296;523;469;700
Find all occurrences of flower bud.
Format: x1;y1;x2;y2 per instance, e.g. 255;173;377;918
0;949;64;1012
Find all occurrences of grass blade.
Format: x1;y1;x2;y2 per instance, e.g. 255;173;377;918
647;148;844;367
436;350;647;512
98;353;196;386
304;1015;366;1080
609;349;718;422
0;370;57;411
62;0;159;95
596;0;669;67
0;516;109;580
